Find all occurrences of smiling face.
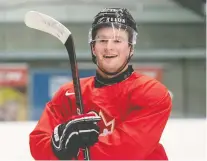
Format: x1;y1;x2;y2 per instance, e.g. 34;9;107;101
92;27;133;77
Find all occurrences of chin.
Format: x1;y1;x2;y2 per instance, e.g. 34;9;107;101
103;66;119;73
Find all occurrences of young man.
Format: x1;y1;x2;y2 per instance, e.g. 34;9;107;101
29;8;172;160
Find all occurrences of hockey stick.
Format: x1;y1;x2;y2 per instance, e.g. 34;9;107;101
24;11;90;160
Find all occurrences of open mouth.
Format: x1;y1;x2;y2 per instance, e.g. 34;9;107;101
103;55;118;58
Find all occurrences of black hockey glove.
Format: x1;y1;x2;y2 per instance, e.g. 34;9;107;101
51;113;101;160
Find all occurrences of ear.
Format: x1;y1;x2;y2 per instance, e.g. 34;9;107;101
130;46;134;56
91;44;96;56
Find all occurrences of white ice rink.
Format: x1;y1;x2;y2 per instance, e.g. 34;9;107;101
0;118;206;161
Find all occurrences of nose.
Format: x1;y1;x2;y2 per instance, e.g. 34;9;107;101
106;39;114;50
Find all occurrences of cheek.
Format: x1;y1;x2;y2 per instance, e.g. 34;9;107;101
92;45;99;55
92;45;104;57
118;46;131;57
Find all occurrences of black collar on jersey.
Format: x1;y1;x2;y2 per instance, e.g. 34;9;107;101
94;65;134;88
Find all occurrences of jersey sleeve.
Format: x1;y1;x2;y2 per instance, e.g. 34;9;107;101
88;80;172;160
29;85;75;160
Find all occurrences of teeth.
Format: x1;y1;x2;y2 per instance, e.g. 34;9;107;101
104;55;117;58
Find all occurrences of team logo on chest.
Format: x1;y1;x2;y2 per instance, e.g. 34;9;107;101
98;110;115;136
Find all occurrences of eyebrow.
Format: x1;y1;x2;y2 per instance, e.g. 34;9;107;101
95;35;126;39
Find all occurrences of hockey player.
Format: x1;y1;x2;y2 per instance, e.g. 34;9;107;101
29;8;172;160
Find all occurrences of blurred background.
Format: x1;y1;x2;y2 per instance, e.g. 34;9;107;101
0;0;206;160
0;0;205;121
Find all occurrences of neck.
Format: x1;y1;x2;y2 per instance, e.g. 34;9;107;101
96;65;129;79
94;65;134;88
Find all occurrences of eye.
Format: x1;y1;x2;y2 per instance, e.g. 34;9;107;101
114;39;122;43
97;39;108;43
100;39;108;43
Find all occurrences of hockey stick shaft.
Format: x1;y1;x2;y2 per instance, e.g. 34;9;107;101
65;31;91;161
24;11;90;160
65;35;84;114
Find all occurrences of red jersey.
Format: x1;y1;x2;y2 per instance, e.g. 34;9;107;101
29;71;172;160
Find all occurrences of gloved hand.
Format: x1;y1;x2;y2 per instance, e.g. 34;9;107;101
51;112;101;160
